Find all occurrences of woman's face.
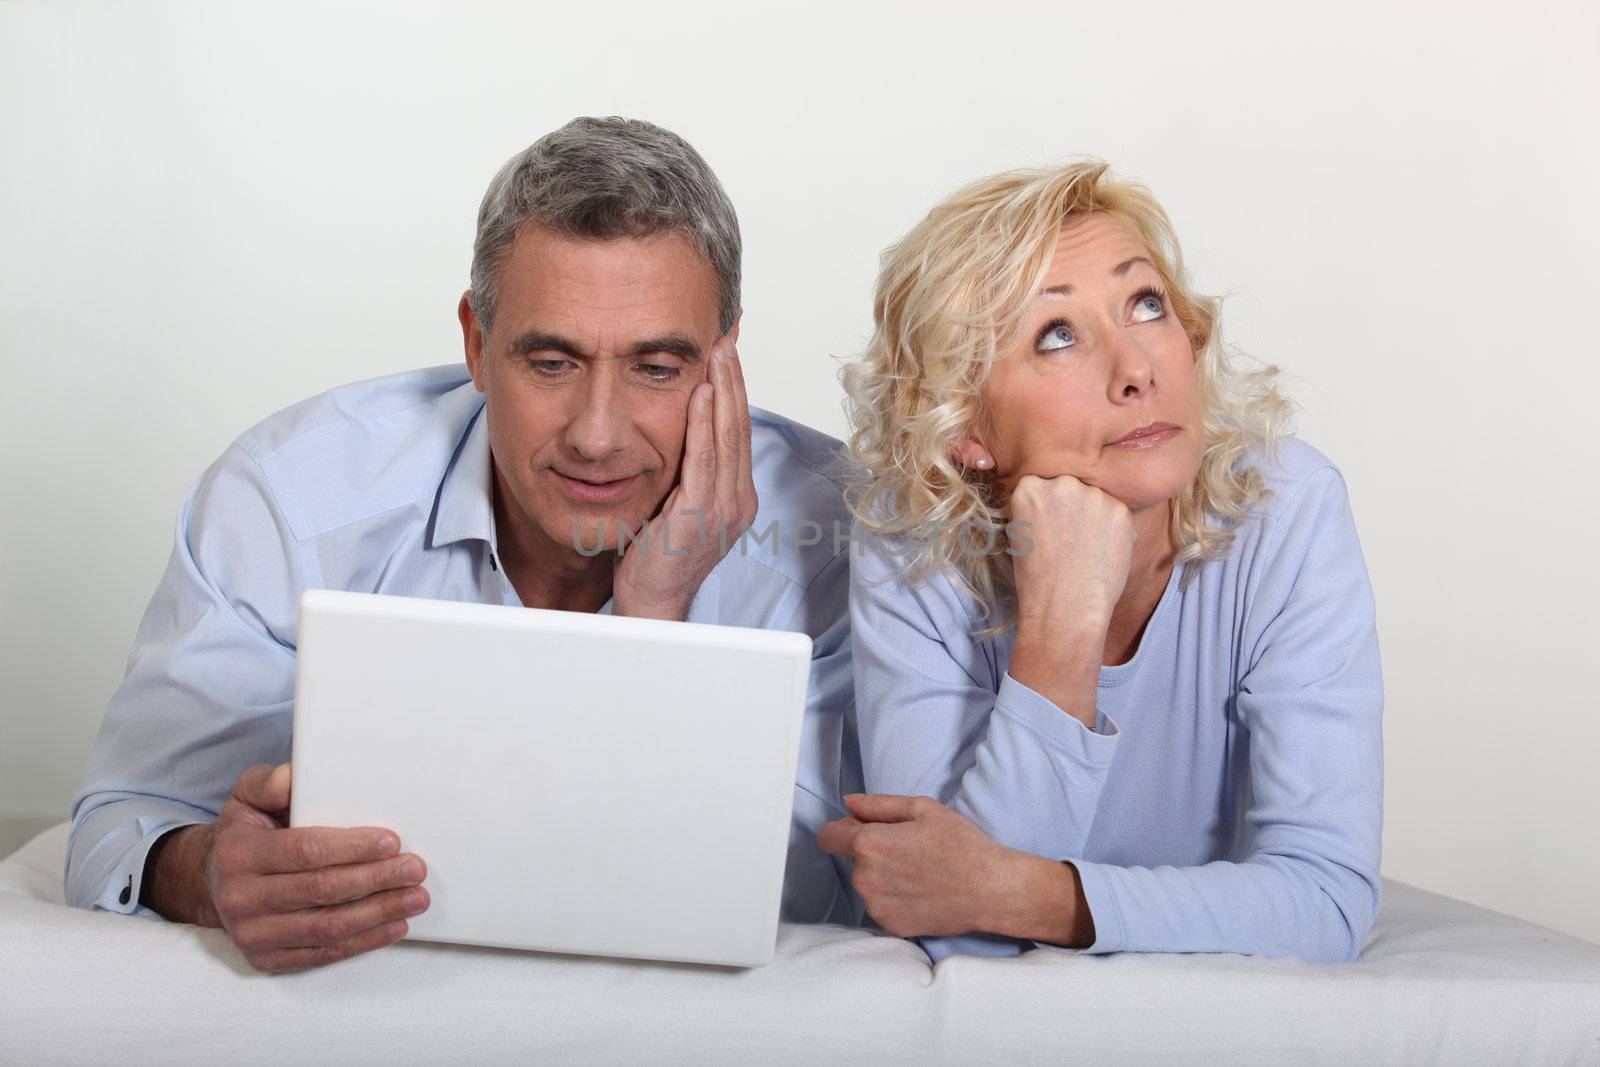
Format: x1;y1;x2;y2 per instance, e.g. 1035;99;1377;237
973;212;1206;515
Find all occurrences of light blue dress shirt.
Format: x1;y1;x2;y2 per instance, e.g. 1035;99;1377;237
850;439;1383;964
67;364;863;926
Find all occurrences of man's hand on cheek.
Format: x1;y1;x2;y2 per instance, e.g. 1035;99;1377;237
612;341;757;622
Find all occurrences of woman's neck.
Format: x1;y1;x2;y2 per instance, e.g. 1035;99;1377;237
1103;498;1177;667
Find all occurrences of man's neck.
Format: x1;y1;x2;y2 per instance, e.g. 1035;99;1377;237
491;467;615;613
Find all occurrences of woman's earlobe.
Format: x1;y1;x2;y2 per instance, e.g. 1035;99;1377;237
953;440;994;471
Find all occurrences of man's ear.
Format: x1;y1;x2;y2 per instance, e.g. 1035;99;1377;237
459;292;486;392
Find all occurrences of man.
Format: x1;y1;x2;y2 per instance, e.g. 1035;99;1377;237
66;116;861;973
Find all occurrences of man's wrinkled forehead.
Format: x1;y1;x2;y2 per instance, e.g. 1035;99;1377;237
490;225;723;351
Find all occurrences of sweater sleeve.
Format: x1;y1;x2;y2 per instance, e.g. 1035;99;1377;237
1071;466;1384;963
850;519;1124;959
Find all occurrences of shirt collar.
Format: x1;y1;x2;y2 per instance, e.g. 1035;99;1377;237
429;402;498;552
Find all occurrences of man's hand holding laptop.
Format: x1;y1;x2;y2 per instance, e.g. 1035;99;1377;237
143;764;429;973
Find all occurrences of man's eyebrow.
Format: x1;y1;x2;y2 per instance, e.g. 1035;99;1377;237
1037;255;1158;297
506;331;703;361
627;334;703;361
509;331;587;358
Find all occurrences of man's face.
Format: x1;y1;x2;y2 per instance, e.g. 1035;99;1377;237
461;225;733;555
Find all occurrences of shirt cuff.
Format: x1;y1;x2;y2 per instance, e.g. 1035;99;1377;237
66;796;211;917
1064;859;1128;954
993;671;1120;767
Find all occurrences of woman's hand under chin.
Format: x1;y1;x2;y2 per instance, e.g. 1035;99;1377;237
1008;472;1135;630
817;794;1092;946
1003;473;1135;727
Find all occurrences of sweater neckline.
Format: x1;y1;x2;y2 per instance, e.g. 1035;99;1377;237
1097;559;1187;688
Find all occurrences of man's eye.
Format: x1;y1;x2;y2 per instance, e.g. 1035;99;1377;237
637;363;680;382
1131;290;1166;323
1036;321;1075;353
528;358;571;375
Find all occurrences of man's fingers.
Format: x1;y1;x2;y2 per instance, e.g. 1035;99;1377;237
677;381;715;503
252;825;403;874
726;343;752;463
711;344;743;507
251;918;411;975
239;884;429;956
817;816;863;856
267;762;292;807
232;763;292;815
251;853;426;912
842;793;922;823
726;345;755;525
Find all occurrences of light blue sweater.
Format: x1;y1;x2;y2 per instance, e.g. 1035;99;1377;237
849;439;1383;963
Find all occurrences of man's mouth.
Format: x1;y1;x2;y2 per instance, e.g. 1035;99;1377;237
550;470;642;504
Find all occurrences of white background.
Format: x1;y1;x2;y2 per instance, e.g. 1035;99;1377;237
3;1;1597;943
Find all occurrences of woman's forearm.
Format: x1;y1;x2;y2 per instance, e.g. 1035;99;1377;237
1007;620;1105;730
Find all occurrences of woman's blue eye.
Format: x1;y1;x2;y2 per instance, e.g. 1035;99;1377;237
1132;292;1166;322
1036;322;1075;352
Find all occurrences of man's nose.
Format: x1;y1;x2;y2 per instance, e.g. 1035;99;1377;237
564;364;628;461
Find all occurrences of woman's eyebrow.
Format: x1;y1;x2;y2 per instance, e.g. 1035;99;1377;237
1036;255;1158;298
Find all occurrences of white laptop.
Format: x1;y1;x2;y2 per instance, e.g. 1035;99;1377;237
289;589;813;968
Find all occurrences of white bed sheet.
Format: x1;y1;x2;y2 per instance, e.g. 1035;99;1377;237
3;824;1597;1065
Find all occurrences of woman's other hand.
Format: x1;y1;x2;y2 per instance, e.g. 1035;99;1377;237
819;794;1006;937
818;793;1091;946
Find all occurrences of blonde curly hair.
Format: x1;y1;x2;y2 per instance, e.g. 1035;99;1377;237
842;160;1292;630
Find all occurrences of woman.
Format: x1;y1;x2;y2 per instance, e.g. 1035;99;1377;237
819;161;1382;964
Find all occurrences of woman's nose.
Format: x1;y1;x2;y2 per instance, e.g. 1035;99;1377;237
1107;334;1156;401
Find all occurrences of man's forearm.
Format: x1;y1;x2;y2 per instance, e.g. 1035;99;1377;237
142;824;222;927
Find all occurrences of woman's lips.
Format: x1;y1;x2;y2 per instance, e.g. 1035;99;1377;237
1108;422;1180;449
552;470;641;504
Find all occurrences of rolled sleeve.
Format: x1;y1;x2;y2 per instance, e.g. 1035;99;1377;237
65;795;212;915
957;671;1120;859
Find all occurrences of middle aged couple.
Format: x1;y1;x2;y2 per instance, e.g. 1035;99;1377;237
67;116;1383;974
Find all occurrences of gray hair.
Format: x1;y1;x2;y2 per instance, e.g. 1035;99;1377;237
468;116;742;334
